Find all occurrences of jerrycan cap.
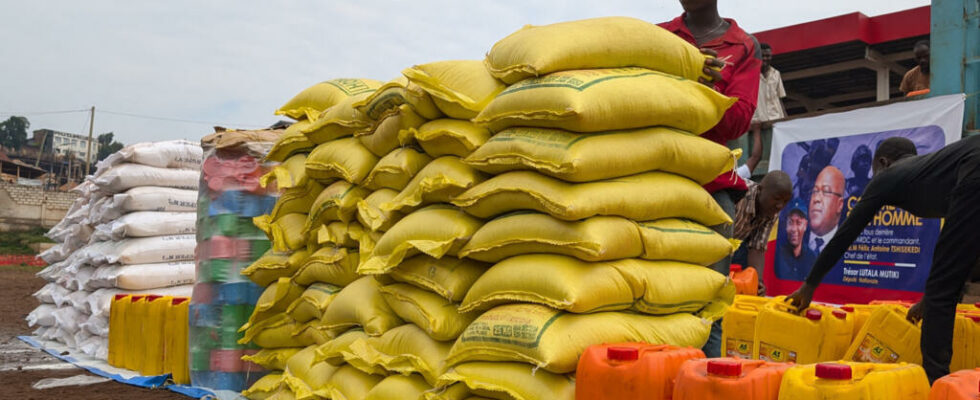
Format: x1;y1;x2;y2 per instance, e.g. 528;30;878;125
730;264;743;273
805;309;823;321
707;360;742;377
832;310;847;320
974;302;980;308
815;363;852;380
113;294;128;301
840;306;855;312
967;315;980;323
146;295;162;302
606;347;639;361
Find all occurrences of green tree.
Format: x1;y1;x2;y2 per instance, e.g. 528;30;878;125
0;116;30;150
96;132;124;161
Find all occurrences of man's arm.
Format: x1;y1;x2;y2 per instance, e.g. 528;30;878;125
701;47;763;143
899;71;913;94
745;128;763;173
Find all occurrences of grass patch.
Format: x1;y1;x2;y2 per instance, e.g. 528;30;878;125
0;227;53;255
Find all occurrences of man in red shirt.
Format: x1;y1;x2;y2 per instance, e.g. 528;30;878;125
661;0;762;357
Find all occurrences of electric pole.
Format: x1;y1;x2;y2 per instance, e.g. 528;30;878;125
85;106;95;176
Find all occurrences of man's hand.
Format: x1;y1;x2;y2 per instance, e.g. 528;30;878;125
907;301;924;324
699;48;725;87
785;283;817;312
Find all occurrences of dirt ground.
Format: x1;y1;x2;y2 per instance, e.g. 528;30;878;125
0;265;186;400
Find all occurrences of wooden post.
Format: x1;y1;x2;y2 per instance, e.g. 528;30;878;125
85;106;95;176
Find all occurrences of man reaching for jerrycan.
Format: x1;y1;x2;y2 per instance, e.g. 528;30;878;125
786;135;980;383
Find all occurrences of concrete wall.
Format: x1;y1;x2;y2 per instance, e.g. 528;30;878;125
0;182;77;231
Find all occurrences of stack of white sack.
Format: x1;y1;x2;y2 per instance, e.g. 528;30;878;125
30;140;202;360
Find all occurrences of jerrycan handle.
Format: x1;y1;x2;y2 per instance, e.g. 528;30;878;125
769;299;800;314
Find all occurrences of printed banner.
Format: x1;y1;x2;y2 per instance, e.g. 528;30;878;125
765;94;965;304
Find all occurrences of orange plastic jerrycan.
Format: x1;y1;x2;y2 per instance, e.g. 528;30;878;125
753;301;853;364
722;295;770;359
843;305;921;365
576;343;705;400
729;264;759;296
672;358;790;400
929;368;980;400
778;362;930;400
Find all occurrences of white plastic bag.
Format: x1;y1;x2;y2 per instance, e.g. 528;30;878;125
52;306;86;333
92;163;199;193
84;235;197;265
103;186;198;221
27;304;58;327
86;262;195;290
93;211;196;240
34;283;69;304
80;314;109;337
95;140;203;173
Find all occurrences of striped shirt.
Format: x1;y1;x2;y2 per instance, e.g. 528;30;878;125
733;181;776;251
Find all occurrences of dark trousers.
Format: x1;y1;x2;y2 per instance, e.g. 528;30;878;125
921;164;980;383
703;189;740;358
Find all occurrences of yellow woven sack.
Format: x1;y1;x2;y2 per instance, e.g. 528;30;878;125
459;254;733;318
380;283;478;341
243;373;285;400
486;17;708;84
321;276;405;336
241;314;309;348
358;105;427;157
359;205;483;275
287;283;343;323
266;121;315;163
423;383;472;400
356;189;404;232
388;255;487;302
270;180;324;221
316;221;362;248
262;153;311;191
400;119;491;158
363;148;433;191
382;157;487;214
345;324;453;385
402;60;506;119
453;171;731;226
281;345;340;400
305;138;379;184
315;327;369;366
242;277;306;332
324;365;385;400
364;375;431;400
291;319;335;346
352;230;384;264
464;126;736;184
459;213;641;263
259;213;309;253
474;68;735;134
636;218;733;265
242;250;307;287
302;91;378;144
276;78;383;120
447;303;711;373
292;247;358;286
305;181;370;232
435;362;575;400
242;348;302;371
353;76;443;121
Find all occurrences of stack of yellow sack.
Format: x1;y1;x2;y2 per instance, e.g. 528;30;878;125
426;17;740;399
241;16;744;400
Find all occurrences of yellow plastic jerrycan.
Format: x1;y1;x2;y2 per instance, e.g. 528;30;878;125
778;362;930;400
165;297;190;384
108;294;131;367
124;295;148;371
753;300;853;364
843;305;921;364
139;295;170;376
839;304;876;342
951;312;980;372
722;295;771;359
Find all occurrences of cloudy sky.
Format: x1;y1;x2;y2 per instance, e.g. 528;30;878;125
0;0;929;145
